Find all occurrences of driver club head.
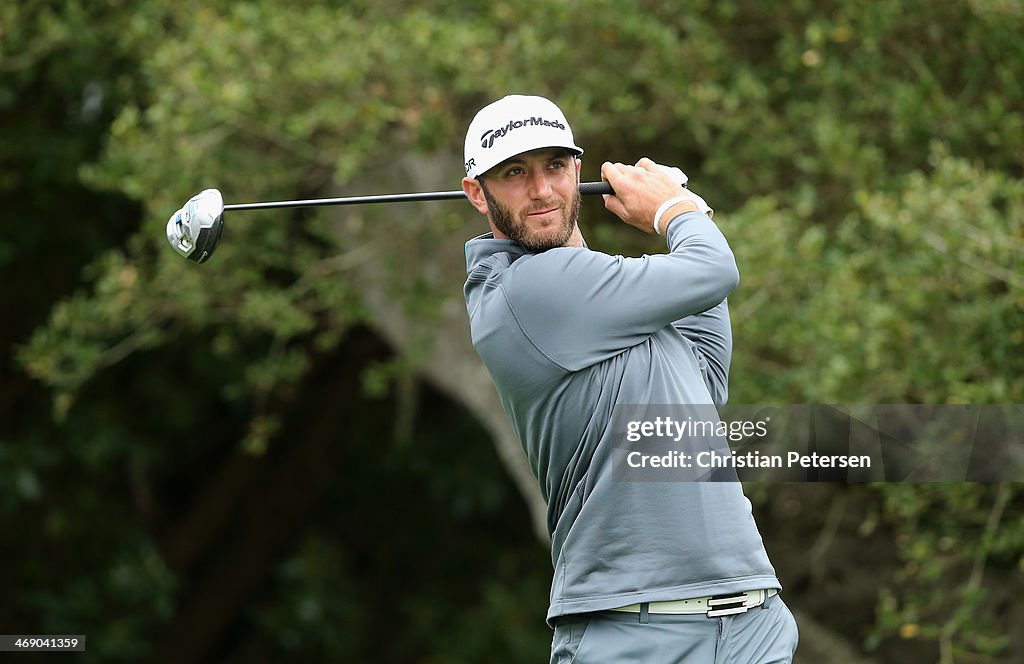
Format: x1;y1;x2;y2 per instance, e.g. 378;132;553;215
167;189;225;263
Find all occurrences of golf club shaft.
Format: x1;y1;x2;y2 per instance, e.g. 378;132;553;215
223;181;614;212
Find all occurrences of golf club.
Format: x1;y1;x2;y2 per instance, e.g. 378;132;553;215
167;181;616;264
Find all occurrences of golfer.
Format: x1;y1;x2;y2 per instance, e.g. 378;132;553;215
461;95;798;663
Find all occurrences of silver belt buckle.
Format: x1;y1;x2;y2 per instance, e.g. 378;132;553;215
706;590;760;618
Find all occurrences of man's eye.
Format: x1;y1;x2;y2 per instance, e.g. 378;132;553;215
505;167;525;176
549;160;566;169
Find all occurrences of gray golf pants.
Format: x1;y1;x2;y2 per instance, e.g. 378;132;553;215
550;593;799;664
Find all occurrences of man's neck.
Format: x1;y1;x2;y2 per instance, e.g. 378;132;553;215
563;226;585;248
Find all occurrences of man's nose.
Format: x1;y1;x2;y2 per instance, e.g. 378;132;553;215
527;170;553;199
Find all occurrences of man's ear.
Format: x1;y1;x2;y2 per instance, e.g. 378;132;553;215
462;177;489;215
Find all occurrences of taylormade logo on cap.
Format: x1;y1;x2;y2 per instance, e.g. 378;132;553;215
479;116;568;149
464;95;583;178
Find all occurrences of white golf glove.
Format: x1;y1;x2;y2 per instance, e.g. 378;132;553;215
657;164;689;188
657;164;713;217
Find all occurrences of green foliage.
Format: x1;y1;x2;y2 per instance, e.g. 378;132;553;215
728;146;1024;403
867;484;1019;661
28;542;177;662
251;535;366;659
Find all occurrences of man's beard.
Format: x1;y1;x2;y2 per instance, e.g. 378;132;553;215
481;183;581;253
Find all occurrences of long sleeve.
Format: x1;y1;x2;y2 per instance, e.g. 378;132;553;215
672;299;732;406
500;211;739;371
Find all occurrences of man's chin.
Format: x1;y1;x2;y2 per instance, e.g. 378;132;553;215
517;227;574;252
521;241;560;253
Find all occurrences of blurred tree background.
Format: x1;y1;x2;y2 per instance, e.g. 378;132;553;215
3;0;1023;662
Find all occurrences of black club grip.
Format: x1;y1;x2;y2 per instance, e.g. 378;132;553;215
578;181;614;196
577;180;688;197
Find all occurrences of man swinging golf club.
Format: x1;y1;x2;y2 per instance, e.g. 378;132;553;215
461;95;798;663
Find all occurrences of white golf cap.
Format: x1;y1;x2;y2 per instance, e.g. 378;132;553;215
464;95;583;178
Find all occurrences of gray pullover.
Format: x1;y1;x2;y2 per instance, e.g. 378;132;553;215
463;211;780;624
